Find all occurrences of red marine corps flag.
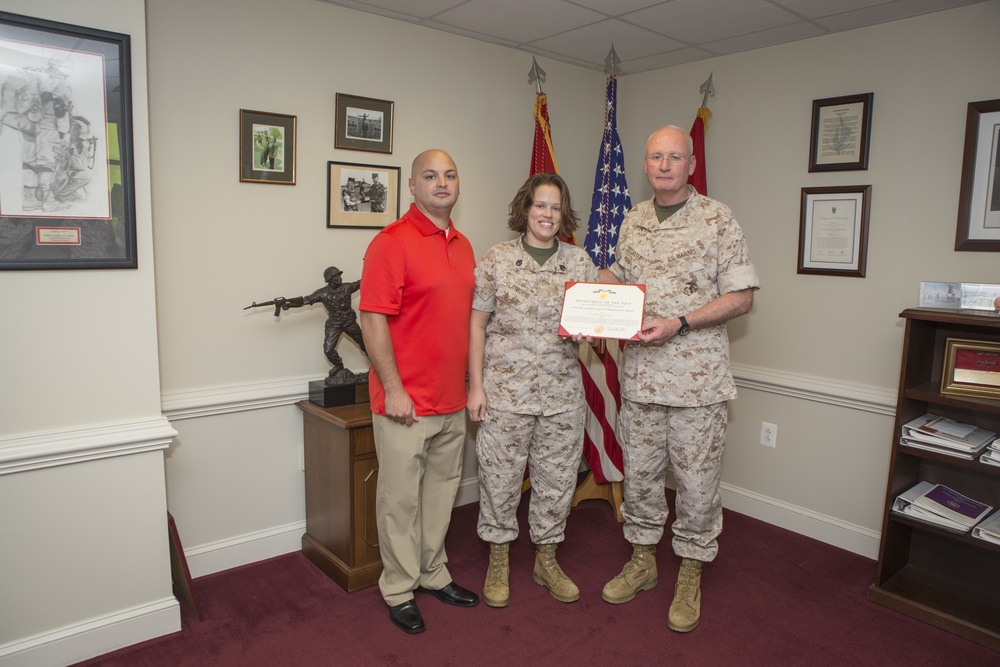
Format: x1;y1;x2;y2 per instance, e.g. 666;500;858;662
689;73;714;196
528;57;559;176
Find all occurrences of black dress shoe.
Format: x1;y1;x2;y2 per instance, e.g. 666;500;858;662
388;600;425;634
417;582;480;607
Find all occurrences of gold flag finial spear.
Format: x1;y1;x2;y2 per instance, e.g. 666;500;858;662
528;57;546;95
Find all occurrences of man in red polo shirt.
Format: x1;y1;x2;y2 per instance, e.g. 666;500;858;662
359;149;479;634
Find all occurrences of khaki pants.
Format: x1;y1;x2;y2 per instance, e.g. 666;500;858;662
373;410;467;606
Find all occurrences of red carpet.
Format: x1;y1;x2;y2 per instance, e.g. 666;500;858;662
75;493;997;666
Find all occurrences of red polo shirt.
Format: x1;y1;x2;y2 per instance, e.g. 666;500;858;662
360;204;476;416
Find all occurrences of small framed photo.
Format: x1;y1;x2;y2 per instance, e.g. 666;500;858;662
919;282;962;309
797;185;871;277
0;11;137;270
240;109;296;185
326;161;400;229
941;338;1000;401
954;98;1000;252
808;93;873;172
335;93;393;154
959;282;1000;312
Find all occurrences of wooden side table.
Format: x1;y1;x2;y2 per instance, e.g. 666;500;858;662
297;400;382;592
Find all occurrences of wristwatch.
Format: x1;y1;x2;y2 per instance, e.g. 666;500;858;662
678;316;691;336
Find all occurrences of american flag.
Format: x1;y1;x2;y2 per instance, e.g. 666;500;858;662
579;75;630;484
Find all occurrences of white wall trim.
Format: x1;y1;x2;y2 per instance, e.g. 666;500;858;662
161;376;319;421
720;482;880;559
162;365;895;422
0;597;179;667
183;484;484;579
0;417;177;476
185;520;307;578
733;363;896;416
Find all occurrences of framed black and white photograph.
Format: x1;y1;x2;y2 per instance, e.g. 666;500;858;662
808;93;873;173
326;160;400;229
240;109;296;185
797;185;871;277
955;98;1000;252
0;11;137;270
335;93;393;154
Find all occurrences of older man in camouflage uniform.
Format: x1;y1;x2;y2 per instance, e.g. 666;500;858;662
599;125;759;633
468;173;598;608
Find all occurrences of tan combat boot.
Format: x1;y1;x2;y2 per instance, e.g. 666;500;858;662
601;543;658;604
483;542;510;608
532;544;580;603
668;558;703;632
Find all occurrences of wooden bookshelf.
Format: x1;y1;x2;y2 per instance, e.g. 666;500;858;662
868;308;1000;651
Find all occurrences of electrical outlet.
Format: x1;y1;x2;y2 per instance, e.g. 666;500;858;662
760;422;777;448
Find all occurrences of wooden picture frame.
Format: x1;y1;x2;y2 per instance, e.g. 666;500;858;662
797;185;871;277
941;337;1000;400
0;11;137;270
240;109;296;185
335;93;393;154
955;98;1000;252
326;161;400;229
808;93;873;172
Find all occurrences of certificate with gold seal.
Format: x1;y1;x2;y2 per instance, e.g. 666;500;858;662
558;282;646;341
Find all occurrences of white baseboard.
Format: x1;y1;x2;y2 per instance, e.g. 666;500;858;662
183;482;481;579
184;520;307;578
0;598;179;667
721;482;880;559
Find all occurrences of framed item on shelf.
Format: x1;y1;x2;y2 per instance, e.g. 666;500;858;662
959;282;1000;312
335;93;393;154
941;337;1000;400
326;161;400;229
797;185;871;277
808;93;873;172
919;282;962;309
240;109;296;185
954;98;1000;252
0;11;137;270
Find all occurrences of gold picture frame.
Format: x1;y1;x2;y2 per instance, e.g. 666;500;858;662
941;337;1000;400
240;109;296;185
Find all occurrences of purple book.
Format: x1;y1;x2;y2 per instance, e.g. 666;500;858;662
915;484;992;526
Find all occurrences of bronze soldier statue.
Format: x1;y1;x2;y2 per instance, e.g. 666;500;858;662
246;266;368;385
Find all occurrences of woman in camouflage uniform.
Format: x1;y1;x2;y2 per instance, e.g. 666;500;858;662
468;173;597;607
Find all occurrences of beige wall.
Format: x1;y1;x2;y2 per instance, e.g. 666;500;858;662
152;1;1000;572
149;0;604;575
0;1;178;665
617;1;1000;545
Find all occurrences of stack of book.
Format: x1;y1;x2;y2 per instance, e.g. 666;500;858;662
892;481;993;533
972;511;1000;545
899;413;996;460
980;442;1000;467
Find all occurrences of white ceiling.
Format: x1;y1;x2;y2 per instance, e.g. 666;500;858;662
317;0;986;74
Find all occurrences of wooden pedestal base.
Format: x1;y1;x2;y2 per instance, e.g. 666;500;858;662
571;471;624;522
298;401;382;593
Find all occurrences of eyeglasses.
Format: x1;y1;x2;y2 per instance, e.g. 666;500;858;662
645;153;690;165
